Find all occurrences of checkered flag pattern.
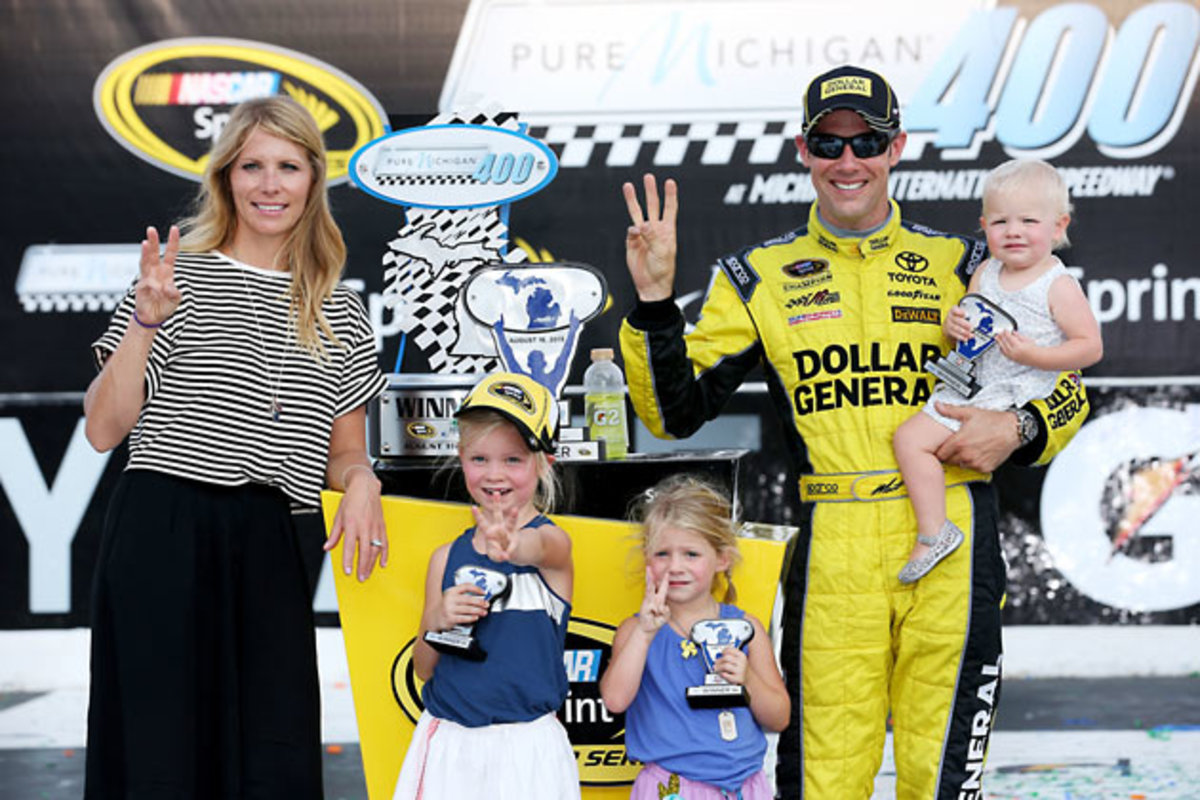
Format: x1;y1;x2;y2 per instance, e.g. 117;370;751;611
526;119;804;168
381;107;527;375
375;174;478;187
21;292;122;312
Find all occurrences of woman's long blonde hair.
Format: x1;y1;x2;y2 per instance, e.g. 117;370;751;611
178;95;346;357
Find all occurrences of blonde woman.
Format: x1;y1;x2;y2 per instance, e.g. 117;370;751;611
83;95;387;798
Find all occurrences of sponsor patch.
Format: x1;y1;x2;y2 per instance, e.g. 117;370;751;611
866;234;891;252
892;306;941;325
781;258;829;279
785;289;840;309
788;309;842;325
965;238;988;275
821;76;871;98
895;251;930;272
888;271;937;287
719;254;760;303
887;288;942;302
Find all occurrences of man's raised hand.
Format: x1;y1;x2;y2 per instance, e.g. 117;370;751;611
623;173;679;302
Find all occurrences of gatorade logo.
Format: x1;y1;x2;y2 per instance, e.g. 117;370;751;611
93;37;387;183
591;408;623;426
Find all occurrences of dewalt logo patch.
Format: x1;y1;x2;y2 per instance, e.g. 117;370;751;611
891;306;941;325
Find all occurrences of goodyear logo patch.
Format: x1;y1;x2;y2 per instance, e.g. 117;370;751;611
821;76;871;98
390;617;639;786
892;306;941;325
93;37;387;183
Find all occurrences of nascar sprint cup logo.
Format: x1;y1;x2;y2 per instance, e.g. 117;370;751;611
390;617;638;785
93;38;387;182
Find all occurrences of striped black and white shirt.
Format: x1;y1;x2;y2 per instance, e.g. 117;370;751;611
93;251;387;507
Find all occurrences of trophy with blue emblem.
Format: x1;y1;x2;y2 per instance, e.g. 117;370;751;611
462;262;605;399
423;565;511;661
925;293;1019;399
685;618;755;709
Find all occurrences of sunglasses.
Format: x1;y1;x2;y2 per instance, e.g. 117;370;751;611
804;130;894;160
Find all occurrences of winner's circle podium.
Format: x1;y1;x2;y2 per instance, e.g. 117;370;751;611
322;451;792;799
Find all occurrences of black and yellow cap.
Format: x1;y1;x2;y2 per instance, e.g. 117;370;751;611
455;372;559;453
801;65;901;137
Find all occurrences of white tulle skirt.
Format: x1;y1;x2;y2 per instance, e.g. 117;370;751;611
393;711;581;800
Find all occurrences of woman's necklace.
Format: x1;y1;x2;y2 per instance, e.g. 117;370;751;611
233;248;292;422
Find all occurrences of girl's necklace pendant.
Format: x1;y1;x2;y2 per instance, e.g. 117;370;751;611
718;710;738;742
271;398;283;421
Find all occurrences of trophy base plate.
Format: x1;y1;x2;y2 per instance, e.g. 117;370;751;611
424;630;487;661
926;360;981;399
686;684;751;709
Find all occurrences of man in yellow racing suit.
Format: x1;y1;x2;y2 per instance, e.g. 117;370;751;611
617;66;1088;799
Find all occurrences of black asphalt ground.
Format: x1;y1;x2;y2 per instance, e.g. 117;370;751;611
2;677;1198;799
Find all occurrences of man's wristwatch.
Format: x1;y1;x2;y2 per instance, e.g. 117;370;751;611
1013;407;1039;448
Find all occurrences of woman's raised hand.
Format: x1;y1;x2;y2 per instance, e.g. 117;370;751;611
135;225;182;326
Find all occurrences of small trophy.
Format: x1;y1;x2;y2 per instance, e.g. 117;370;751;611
423;565;511;661
685;618;755;709
925;293;1018;399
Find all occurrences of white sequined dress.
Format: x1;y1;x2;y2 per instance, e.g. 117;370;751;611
925;257;1071;431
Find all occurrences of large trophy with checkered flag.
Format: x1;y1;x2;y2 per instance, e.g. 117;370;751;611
350;110;609;461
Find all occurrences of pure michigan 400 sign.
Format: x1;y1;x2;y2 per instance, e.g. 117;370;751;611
349;123;558;209
905;3;1199;160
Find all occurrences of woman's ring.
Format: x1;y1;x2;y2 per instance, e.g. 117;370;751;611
370;539;385;547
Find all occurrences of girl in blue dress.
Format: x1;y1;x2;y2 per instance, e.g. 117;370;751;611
394;372;579;800
601;475;790;799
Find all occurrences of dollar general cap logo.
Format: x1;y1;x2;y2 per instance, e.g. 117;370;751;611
821;76;871;98
93;37;387;183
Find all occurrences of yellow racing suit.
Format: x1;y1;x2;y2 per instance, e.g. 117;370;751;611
619;201;1088;799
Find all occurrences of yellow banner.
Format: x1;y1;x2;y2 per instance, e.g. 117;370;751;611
322;492;789;800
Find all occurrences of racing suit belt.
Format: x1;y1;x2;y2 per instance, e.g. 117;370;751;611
799;465;988;503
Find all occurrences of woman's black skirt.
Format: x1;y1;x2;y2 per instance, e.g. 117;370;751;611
84;470;324;799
